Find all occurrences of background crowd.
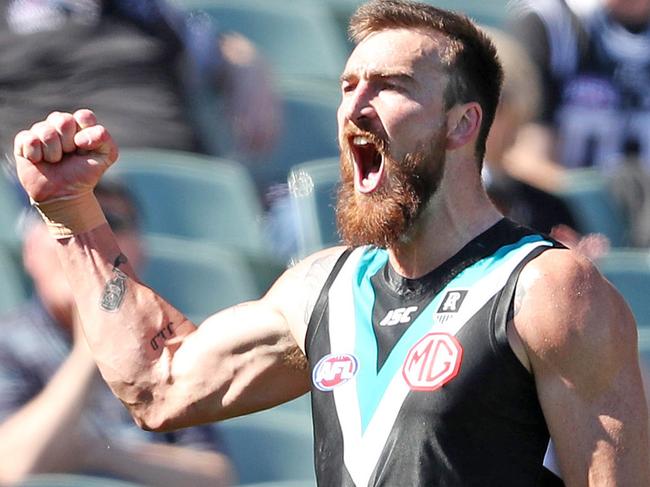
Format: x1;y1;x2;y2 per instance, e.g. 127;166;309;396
1;0;649;485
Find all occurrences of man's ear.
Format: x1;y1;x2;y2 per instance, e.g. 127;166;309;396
445;102;482;150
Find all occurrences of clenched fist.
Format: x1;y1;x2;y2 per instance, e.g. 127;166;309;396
14;109;118;204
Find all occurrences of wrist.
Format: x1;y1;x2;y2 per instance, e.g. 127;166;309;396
31;192;107;239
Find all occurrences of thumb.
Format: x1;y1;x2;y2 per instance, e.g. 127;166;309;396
72;124;119;167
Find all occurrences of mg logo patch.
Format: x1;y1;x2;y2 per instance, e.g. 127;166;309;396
312;353;359;391
402;333;463;391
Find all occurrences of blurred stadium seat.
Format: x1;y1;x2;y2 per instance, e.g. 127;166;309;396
16;473;144;486
323;0;507;48
288;157;341;257
110;149;267;253
248;84;340;201
173;0;348;82
218;404;315;485
0;171;24;245
0;240;29;314
552;168;628;247
140;235;262;323
595;249;650;328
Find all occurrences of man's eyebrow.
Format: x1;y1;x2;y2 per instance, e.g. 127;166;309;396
339;70;416;84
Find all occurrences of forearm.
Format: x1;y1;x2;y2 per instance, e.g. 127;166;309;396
0;348;97;482
56;224;197;428
90;439;235;487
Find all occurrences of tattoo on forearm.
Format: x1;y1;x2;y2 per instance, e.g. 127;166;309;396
100;253;129;312
150;322;175;351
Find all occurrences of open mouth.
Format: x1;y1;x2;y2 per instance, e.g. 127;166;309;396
350;135;385;194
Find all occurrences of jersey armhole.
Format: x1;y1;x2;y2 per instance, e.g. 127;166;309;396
490;245;556;375
304;247;354;359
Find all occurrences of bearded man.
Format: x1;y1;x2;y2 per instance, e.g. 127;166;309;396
12;0;650;485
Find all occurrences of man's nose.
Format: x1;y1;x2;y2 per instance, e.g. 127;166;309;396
339;82;378;131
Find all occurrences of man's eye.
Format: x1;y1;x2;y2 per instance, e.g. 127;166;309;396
381;81;401;91
341;82;355;93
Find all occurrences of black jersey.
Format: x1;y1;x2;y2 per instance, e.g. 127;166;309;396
305;219;565;486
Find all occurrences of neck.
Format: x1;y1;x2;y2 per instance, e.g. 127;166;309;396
387;158;502;278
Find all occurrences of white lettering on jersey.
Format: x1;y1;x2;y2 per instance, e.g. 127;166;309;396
379;306;418;326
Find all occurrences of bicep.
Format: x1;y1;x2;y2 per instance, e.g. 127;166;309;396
518;254;650;483
535;341;648;484
165;299;310;428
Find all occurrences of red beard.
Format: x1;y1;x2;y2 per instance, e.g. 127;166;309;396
336;126;446;248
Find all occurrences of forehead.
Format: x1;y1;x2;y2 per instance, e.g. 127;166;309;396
343;27;447;82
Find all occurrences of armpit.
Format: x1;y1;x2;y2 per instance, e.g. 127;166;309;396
283;344;308;371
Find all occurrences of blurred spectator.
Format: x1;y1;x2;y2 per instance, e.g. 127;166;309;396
508;0;650;247
0;0;279;160
484;26;609;258
0;181;235;486
508;0;650;175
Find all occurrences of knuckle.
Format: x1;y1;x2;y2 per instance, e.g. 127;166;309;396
47;111;76;132
95;125;109;139
14;130;33;146
38;126;59;143
74;108;97;125
25;135;41;149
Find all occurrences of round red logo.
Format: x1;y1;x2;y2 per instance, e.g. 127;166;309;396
402;333;463;391
312;353;359;391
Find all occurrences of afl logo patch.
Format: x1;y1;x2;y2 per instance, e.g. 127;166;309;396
402;333;463;391
312;353;359;391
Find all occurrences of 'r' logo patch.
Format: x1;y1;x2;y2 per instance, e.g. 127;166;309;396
437;290;468;314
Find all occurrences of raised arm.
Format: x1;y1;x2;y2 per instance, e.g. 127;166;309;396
511;249;650;485
13;110;332;432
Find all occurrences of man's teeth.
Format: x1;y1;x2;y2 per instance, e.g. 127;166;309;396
353;136;370;146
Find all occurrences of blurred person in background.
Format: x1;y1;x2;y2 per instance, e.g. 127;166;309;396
0;0;279;162
483;26;609;258
0;181;235;486
508;0;650;246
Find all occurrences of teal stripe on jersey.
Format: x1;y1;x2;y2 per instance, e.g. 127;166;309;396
351;247;388;434
352;234;551;433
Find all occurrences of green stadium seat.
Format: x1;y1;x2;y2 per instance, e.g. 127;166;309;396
0;170;24;245
16;473;144;487
218;406;315;485
288;158;341;257
552;168;628;247
174;0;348;81
323;0;507;51
109;149;267;253
140;235;261;323
247;85;340;200
0;240;29;314
189;79;341;201
595;249;650;328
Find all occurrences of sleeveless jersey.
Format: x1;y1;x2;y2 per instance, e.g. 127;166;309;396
305;219;565;486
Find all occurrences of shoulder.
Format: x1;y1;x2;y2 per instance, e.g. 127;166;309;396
513;248;637;386
264;246;351;351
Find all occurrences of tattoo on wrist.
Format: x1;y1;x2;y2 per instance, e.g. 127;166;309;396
150;322;175;351
100;253;128;312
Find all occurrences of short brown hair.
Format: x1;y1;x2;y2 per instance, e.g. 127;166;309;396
349;0;504;163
